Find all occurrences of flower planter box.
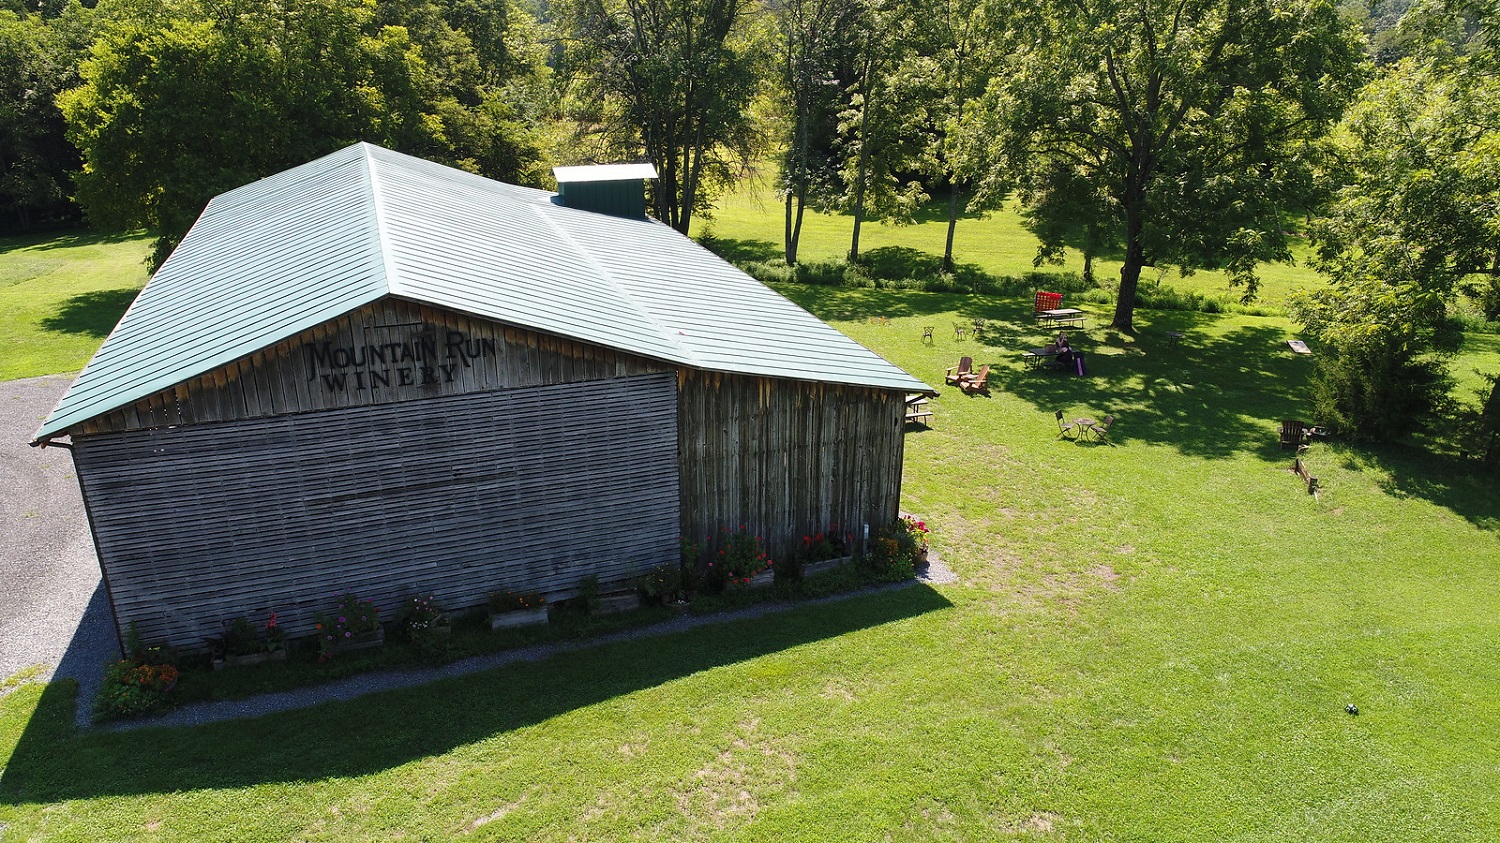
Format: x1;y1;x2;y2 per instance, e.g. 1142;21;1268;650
594;592;641;615
489;606;550;630
212;649;288;671
801;555;854;578
747;569;776;589
333;626;385;654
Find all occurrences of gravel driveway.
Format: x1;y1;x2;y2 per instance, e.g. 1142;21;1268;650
0;375;119;718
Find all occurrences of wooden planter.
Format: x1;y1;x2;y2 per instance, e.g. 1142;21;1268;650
746;569;776;589
801;555;854;578
489;606;549;630
594;592;642;615
333;626;386;654
212;649;288;671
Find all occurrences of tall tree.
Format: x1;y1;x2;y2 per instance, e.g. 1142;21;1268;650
995;0;1367;332
774;0;859;265
838;0;928;262
562;0;758;233
1291;33;1500;440
901;0;1007;272
0;9;81;231
58;0;541;269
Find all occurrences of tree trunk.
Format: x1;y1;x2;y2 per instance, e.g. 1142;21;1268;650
1082;249;1094;285
1481;376;1500;468
790;180;808;265
849;59;873;264
942;185;959;273
1112;203;1145;332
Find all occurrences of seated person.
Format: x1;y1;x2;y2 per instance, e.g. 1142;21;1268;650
1056;331;1073;364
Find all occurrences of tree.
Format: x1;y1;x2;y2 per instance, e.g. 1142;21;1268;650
561;0;759;234
1291;38;1500;440
773;0;860;265
839;0;927;263
0;9;81;231
899;0;1007;272
58;0;542;269
995;0;1367;332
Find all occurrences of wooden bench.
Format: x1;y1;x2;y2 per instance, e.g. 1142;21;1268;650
1293;457;1319;495
905;395;933;425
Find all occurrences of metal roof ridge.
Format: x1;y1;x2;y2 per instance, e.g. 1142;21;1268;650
528;204;697;366
361;144;398;297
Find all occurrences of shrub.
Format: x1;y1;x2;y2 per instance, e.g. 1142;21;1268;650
95;659;179;720
214;613;283;657
401;595;450;654
864;517;929;581
314;594;381;661
638;563;685;604
706;527;772;589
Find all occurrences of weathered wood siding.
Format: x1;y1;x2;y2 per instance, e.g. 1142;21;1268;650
79;298;671;435
677;371;906;563
73;374;680;650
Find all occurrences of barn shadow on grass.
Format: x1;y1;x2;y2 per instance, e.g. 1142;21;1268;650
0;585;952;803
39;288;141;337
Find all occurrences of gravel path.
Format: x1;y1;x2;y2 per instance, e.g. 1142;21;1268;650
0;375;120;725
1;373;959;732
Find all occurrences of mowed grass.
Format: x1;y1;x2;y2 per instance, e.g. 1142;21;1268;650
3;275;1499;838
0;231;151;381
705;167;1326;307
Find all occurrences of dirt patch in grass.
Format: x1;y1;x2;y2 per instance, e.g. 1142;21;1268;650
675;718;796;831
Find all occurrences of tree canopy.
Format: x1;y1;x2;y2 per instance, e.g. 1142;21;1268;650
559;0;759;234
56;0;542;268
1290;2;1500;442
993;0;1369;332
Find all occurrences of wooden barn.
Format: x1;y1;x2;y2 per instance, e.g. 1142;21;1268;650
31;143;931;651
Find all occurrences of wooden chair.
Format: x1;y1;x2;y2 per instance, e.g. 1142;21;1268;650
1089;415;1115;443
1279;419;1307;450
944;356;973;385
959;364;990;394
1055;410;1077;439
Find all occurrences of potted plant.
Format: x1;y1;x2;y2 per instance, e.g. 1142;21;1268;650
487;589;549;630
401;594;451;653
315;594;384;661
211;612;288;669
709;528;773;589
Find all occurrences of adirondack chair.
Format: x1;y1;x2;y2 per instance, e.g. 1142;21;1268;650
959;364;990;394
1279;419;1308;450
945;356;973;385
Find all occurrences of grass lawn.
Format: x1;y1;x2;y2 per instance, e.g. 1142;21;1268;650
0;231;151;381
3;256;1499;838
704;167;1328;309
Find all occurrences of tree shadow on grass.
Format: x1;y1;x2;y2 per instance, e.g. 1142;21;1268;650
700;236;780;264
992;317;1318;460
38;289;140;338
0;229;148;254
1333;442;1500;534
0;585;952;803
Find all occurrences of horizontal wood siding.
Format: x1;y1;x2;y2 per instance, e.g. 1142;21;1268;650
677;371;906;564
79;298;671;435
73;374;680;650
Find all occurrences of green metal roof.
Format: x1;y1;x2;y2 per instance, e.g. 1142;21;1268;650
35;143;931;441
